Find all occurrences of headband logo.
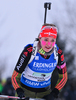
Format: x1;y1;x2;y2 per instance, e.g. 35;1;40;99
44;32;57;36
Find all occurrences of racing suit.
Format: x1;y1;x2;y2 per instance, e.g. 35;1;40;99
11;44;67;98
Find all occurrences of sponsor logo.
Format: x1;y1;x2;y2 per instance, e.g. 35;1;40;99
41;81;50;86
58;49;62;54
33;62;57;68
24;52;28;56
27;47;32;53
35;56;39;60
44;32;57;36
25;79;50;87
61;54;64;61
25;79;39;86
17;56;24;70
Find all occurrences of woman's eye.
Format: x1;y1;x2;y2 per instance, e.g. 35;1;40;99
44;39;48;41
51;39;54;42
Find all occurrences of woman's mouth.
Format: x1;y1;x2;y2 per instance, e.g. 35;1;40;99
45;46;51;49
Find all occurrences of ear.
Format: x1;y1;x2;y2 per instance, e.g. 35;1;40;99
55;39;56;43
54;39;56;42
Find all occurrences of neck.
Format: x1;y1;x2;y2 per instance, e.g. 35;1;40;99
38;47;54;55
39;48;45;55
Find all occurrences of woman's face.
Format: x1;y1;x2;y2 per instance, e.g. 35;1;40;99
40;37;56;52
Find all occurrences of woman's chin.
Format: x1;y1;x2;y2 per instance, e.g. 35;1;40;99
44;49;52;52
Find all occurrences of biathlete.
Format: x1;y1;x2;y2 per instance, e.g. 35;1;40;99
11;23;68;100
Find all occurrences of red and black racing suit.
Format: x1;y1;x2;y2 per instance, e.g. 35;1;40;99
11;44;67;99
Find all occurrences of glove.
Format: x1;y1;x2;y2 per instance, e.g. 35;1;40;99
51;88;59;98
16;88;25;100
18;92;25;99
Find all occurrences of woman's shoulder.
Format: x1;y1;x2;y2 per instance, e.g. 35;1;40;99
55;44;65;65
23;44;33;53
55;44;63;53
24;43;33;48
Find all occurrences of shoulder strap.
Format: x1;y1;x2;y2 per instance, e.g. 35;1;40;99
28;38;39;64
54;44;58;64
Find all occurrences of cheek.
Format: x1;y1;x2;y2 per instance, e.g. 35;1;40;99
52;42;55;46
41;40;46;45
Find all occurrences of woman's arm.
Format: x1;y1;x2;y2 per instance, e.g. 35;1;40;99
51;48;68;98
11;44;33;91
55;48;68;91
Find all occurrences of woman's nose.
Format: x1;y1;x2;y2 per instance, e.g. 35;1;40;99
48;42;51;45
